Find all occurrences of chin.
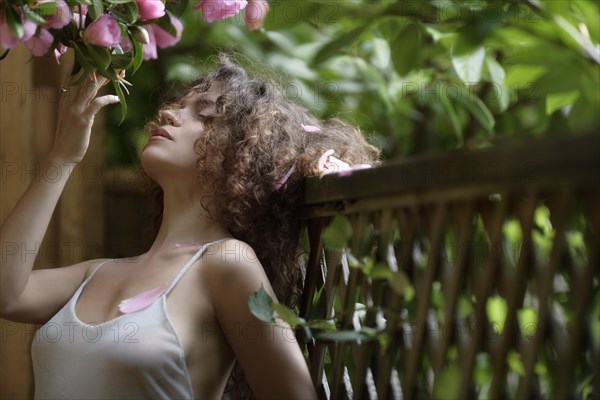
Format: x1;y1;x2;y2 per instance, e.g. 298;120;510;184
141;149;199;183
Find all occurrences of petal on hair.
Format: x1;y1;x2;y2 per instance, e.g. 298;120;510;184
276;163;296;190
118;286;165;314
301;124;321;133
337;164;372;177
318;149;335;173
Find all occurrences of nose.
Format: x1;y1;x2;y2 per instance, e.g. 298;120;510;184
158;107;181;126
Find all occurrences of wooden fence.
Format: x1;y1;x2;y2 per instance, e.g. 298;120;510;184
296;133;599;399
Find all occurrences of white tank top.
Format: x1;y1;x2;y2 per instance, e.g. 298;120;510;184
31;239;230;399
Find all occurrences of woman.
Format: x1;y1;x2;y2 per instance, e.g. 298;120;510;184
0;55;380;399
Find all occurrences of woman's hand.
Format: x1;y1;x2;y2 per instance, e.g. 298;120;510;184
50;72;120;164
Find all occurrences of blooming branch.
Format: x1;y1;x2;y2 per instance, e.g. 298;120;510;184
0;0;269;121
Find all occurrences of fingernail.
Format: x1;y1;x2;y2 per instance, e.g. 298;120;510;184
113;96;120;102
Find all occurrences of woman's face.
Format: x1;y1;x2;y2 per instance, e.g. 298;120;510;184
141;85;221;182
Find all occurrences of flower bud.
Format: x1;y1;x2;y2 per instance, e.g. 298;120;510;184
131;26;150;45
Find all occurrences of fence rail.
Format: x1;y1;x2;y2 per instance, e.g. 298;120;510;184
297;133;599;400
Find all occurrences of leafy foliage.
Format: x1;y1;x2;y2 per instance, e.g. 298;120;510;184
106;0;599;165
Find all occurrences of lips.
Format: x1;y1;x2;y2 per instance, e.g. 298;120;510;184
151;127;173;140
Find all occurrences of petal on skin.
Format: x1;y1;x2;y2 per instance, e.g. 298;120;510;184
195;0;248;23
25;28;53;57
118;286;165;314
301;124;321;133
275;162;296;190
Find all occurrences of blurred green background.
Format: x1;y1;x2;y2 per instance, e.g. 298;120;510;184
105;0;599;166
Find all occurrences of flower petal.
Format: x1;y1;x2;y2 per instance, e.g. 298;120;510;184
118;286;165;314
301;124;321;133
318;149;335;172
275;163;296;190
337;164;372;177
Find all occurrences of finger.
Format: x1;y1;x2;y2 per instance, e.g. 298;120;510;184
80;73;107;107
85;94;120;117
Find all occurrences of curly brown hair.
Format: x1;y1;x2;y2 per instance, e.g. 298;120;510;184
145;53;381;399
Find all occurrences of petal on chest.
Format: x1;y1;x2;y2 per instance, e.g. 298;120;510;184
118;286;165;314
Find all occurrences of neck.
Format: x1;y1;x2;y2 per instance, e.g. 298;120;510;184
147;182;230;256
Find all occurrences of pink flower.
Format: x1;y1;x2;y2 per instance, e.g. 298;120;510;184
245;0;268;31
142;34;157;60
40;0;70;29
82;14;121;47
141;14;183;59
0;10;37;49
194;0;248;23
120;35;133;52
152;15;183;47
136;0;165;21
25;28;53;56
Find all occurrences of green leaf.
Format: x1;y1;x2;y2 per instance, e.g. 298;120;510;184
322;215;352;248
546;90;580;115
305;319;336;331
109;1;139;24
22;6;46;24
389;270;413;298
451;45;485;84
5;6;24;39
272;303;301;326
129;29;144;75
85;44;112;72
433;363;462;400
89;0;105;21
248;284;275;323
112;79;128;125
313;23;371;65
314;330;372;342
486;297;507;333
504;65;547;87
508;351;525;376
305;286;328;320
370;262;393;280
455;91;495;134
391;23;422;77
485;56;505;86
438;86;463;145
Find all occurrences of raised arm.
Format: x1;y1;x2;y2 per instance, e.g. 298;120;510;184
203;239;318;399
0;73;119;323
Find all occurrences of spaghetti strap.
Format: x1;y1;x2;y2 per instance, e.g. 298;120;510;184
85;259;113;283
164;238;232;296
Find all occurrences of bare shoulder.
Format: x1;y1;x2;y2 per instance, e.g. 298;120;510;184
199;238;278;303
